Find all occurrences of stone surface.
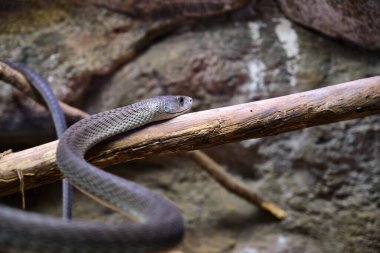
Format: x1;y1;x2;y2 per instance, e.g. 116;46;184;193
233;233;322;253
73;0;252;18
1;1;380;253
277;0;380;50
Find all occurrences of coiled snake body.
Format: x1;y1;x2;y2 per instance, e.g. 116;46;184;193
0;62;192;252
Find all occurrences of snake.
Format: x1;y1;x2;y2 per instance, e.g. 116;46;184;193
0;62;192;253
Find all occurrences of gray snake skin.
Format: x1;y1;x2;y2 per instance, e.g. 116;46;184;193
1;61;74;221
0;62;192;252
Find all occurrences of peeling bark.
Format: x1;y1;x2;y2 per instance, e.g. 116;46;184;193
0;76;379;196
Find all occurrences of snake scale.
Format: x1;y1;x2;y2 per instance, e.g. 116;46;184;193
1;61;74;221
0;62;192;252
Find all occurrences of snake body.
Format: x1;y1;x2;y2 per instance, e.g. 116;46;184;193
1;61;73;220
0;62;192;252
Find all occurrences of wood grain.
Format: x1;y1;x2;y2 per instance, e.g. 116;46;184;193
0;76;379;196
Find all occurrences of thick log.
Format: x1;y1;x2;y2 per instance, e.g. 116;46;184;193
0;76;379;196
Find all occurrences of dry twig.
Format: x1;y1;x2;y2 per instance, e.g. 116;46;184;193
0;76;378;196
188;151;287;219
0;61;88;121
1;76;379;196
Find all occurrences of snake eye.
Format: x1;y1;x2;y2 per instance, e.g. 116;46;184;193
178;96;184;105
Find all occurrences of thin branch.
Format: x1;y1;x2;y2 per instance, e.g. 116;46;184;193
0;76;379;199
0;61;88;121
188;151;287;219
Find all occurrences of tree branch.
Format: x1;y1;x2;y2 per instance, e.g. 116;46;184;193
188;151;287;219
1;76;379;198
0;61;88;121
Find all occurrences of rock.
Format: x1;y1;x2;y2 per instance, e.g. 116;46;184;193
233;233;322;253
72;0;252;18
277;0;380;50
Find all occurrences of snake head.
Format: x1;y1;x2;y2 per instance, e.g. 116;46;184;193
154;95;192;120
164;95;193;114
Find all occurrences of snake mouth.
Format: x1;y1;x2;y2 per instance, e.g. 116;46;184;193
167;107;191;114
